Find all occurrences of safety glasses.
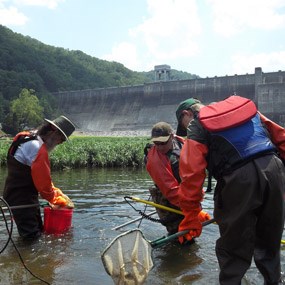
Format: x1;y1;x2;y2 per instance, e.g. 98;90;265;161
153;137;170;146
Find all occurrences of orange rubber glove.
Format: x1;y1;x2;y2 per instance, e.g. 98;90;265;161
50;193;74;209
198;210;211;223
51;195;68;207
50;184;74;209
52;183;63;195
178;210;202;244
62;194;74;208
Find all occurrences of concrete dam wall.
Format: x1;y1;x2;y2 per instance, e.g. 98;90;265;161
56;67;285;135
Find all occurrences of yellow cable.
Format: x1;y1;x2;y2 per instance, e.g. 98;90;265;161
127;196;183;215
127;196;285;245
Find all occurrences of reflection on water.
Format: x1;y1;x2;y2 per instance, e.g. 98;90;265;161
0;167;284;285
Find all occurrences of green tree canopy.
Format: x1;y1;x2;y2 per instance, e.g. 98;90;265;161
8;88;43;133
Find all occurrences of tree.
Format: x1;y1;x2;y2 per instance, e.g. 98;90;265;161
0;93;7;122
8;88;43;133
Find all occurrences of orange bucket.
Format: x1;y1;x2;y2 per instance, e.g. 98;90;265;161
43;207;73;234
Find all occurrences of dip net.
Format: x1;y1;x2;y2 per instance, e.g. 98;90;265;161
101;229;153;285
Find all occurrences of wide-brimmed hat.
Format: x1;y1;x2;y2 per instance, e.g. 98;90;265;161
45;116;75;140
150;122;173;143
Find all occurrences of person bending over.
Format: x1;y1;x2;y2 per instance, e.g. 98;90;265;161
175;96;285;284
3;116;75;240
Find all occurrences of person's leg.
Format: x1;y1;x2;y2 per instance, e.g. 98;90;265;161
253;156;285;285
12;207;43;240
214;162;261;285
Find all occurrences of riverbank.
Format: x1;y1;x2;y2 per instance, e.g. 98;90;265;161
74;130;150;137
0;136;149;169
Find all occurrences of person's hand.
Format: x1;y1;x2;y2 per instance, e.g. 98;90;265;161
62;194;74;208
50;193;74;209
178;211;202;244
198;210;211;223
52;183;63;196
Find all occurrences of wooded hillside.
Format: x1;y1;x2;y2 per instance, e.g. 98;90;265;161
0;25;198;133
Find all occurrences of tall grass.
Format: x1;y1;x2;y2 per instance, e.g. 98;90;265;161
0;139;10;166
0;136;150;169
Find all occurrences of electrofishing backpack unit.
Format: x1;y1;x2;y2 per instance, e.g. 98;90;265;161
198;95;276;180
199;95;257;132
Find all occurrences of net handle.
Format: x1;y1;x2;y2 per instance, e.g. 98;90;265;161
151;218;215;248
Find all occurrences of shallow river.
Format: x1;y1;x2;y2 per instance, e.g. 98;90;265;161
0;167;284;285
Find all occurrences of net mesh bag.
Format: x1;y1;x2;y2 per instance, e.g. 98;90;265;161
101;229;154;285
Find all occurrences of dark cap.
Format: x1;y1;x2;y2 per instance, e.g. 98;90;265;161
45;116;75;140
151;122;173;143
175;98;201;122
175;98;201;136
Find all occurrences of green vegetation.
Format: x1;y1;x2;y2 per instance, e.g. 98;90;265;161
0;25;149;97
4;88;44;134
0;138;10;166
0;25;199;135
0;136;149;169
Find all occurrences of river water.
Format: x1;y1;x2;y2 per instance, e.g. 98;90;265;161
0;167;284;285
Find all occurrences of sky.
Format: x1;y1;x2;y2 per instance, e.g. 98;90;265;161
1;0;285;78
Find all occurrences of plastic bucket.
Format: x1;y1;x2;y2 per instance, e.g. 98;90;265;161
43;207;73;234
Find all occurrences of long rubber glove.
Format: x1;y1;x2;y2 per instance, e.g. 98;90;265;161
198;210;211;223
178;209;201;244
50;193;74;209
178;210;211;244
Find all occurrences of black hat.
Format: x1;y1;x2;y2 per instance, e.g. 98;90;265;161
45;116;75;140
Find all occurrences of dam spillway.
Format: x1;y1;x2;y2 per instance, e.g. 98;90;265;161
56;67;285;135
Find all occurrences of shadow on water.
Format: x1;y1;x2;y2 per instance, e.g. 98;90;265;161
0;167;284;285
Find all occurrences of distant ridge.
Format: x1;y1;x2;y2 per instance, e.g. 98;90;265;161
0;24;198;96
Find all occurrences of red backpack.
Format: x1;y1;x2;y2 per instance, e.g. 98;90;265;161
199;96;257;132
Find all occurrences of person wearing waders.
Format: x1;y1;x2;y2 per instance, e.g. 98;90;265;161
3;116;75;240
175;96;285;284
144;122;211;238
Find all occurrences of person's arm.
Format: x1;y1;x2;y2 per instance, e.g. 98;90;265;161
177;120;209;242
31;144;69;206
259;112;285;160
146;147;180;207
178;138;208;212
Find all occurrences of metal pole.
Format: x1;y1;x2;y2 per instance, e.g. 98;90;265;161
112;210;157;230
1;203;48;211
125;196;183;215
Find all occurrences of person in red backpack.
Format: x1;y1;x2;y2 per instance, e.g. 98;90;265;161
145;122;210;236
175;96;285;284
3;116;75;240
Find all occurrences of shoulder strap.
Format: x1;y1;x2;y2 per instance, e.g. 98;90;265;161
8;134;37;156
168;137;184;183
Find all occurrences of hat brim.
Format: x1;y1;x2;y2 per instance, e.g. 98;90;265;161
176;123;187;137
44;118;68;141
150;135;170;143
